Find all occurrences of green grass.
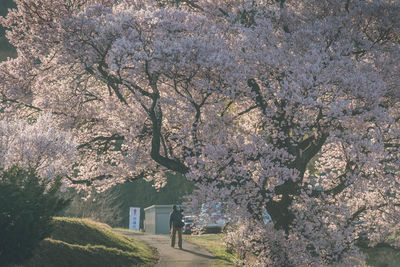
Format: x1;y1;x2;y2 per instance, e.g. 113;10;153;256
113;227;145;235
183;234;239;267
24;217;156;267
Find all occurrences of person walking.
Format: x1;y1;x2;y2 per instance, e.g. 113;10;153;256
169;205;184;249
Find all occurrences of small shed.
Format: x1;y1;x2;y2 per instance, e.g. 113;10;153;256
144;205;173;234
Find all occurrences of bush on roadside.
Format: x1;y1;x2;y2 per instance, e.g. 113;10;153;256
0;166;69;266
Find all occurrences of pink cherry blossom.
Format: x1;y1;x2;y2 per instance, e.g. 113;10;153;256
1;0;399;265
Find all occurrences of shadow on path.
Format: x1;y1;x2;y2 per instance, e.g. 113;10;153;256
178;248;215;260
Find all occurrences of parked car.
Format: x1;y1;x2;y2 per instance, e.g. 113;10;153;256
198;203;227;233
183;215;195;234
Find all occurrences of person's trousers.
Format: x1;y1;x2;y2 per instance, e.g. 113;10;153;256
170;226;182;248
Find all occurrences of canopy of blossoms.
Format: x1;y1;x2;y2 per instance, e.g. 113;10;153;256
1;0;399;265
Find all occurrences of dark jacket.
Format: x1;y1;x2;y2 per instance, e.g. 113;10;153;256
169;209;183;228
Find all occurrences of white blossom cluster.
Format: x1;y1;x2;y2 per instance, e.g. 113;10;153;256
0;114;76;181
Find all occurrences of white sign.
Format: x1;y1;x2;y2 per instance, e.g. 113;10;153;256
129;207;140;231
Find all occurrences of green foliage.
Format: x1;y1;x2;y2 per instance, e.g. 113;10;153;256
60;172;193;229
362;246;400;267
25;217;156;267
0;0;17;61
0;0;16;17
358;233;400;267
115;172;195;228
0;166;69;267
60;189;123;227
0;46;17;61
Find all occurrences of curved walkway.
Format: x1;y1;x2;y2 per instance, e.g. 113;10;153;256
116;230;215;267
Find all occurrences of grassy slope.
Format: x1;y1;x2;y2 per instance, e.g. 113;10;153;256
183;234;239;267
25;217;156;267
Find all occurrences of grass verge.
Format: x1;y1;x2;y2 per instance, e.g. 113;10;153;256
183;234;239;267
24;217;156;267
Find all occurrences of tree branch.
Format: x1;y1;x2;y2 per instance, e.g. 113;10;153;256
148;91;189;174
77;134;124;151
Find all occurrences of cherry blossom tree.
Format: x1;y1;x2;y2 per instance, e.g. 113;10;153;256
0;113;76;180
1;0;399;265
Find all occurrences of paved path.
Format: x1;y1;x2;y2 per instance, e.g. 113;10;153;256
116;230;215;267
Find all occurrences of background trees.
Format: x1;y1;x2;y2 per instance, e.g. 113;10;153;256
0;0;16;60
61;172;194;228
1;0;399;265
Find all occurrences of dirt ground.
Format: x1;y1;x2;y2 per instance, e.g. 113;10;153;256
116;230;215;267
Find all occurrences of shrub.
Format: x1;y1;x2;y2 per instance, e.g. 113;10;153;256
0;166;69;266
